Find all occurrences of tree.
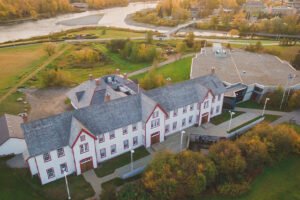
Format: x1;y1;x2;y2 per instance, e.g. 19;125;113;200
292;50;300;70
210;16;219;30
139;65;166;90
44;42;56;56
176;41;187;58
146;31;153;44
229;29;240;36
185;32;195;48
288;90;300;109
209;140;246;182
41;69;72;87
232;11;247;29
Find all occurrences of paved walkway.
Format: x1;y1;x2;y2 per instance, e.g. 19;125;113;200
235;107;288;116
83;170;102;200
187;112;260;138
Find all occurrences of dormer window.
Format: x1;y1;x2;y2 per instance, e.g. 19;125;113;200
43;153;51;162
57;148;65;158
80;135;85;142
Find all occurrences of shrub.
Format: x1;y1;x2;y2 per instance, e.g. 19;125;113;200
217;181;250;196
41;69;72;87
117;182;150;200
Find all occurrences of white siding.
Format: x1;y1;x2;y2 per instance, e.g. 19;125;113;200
72;131;97;175
35;146;75;185
0;138;26;156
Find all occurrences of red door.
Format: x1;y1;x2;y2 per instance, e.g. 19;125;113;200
151;132;160;145
201;113;209;124
80;157;93;173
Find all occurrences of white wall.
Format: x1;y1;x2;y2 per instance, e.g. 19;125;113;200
210;94;224;117
95;122;143;163
145;106;166;148
34;146;75;185
72;131;97;175
0;138;27;156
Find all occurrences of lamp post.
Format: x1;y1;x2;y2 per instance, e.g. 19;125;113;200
63;171;71;200
130;149;135;172
228;111;235;132
262;98;270;116
280;74;293;110
180;130;186;151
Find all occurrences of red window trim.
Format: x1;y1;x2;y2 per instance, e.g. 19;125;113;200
46;167;55;179
57;148;65;158
43;153;51;163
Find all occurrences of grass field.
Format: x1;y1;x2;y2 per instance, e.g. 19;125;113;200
0;156;94;200
131;56;193;84
210;111;244;125
65;28;145;39
0;44;49;94
94;147;149;178
203;155;300;200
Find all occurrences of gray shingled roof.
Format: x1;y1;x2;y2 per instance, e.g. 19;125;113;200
0;114;24;145
22;74;225;157
146;74;226;112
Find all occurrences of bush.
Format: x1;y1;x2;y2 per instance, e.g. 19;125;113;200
117;182;150;200
41;69;72;87
217;181;250;196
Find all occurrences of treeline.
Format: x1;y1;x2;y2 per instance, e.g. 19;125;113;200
197;12;300;35
113;123;300;199
85;0;128;9
0;0;72;21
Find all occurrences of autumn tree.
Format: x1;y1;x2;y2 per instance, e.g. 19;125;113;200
209;140;246;182
185;32;195;48
44;42;57;56
146;31;153;44
292;50;300;70
176;41;187;58
288;90;300;109
139;65;166;90
73;48;99;65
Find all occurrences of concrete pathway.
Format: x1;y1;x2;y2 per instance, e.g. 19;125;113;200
235;107;288;116
187;112;260;138
6;154;27;168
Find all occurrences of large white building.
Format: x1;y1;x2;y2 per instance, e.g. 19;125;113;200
22;74;226;184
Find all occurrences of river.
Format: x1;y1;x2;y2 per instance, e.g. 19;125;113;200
0;2;157;43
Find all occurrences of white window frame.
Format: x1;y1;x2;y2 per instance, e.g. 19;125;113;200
151;119;160;129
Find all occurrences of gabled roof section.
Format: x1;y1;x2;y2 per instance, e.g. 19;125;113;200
0;114;24;145
69;116;92;146
76;91;85;102
191;74;226;95
140;93;157;122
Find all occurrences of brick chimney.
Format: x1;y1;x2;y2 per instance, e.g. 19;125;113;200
95;79;101;86
211;67;216;74
89;74;94;81
123;73;128;80
105;93;111;102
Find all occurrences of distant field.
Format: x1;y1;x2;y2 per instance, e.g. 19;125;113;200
0;44;48;94
64;28;145;39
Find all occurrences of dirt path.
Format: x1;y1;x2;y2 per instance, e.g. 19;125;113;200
0;45;71;104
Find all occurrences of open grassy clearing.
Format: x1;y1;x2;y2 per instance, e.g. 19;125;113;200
64;28;145;39
131;56;192;84
203;155;300;200
0;156;94;200
0;92;28;116
94;147;149;178
0;44;50;95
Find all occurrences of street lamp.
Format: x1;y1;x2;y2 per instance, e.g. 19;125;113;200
130;149;135;172
63;171;71;200
180;130;186;151
280;74;293;110
227;111;235;132
262;98;270;116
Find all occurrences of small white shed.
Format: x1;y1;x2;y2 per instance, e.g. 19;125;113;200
0;114;27;156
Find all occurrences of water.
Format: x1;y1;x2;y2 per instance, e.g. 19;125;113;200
0;2;157;43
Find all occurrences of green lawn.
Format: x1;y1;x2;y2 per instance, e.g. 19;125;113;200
263;114;281;123
0;156;94;200
203;155;300;200
236;100;264;109
228;116;264;133
210;111;244;125
63;28;145;39
131;56;193;84
95;147;150;178
0;91;28;116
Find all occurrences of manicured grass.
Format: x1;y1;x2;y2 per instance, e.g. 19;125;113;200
65;28;145;39
0;91;28;116
131;56;193;84
0;156;94;200
203;156;300;200
236;100;264;109
263;114;281;123
95;147;150;178
210;111;244;125
228;116;264;133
